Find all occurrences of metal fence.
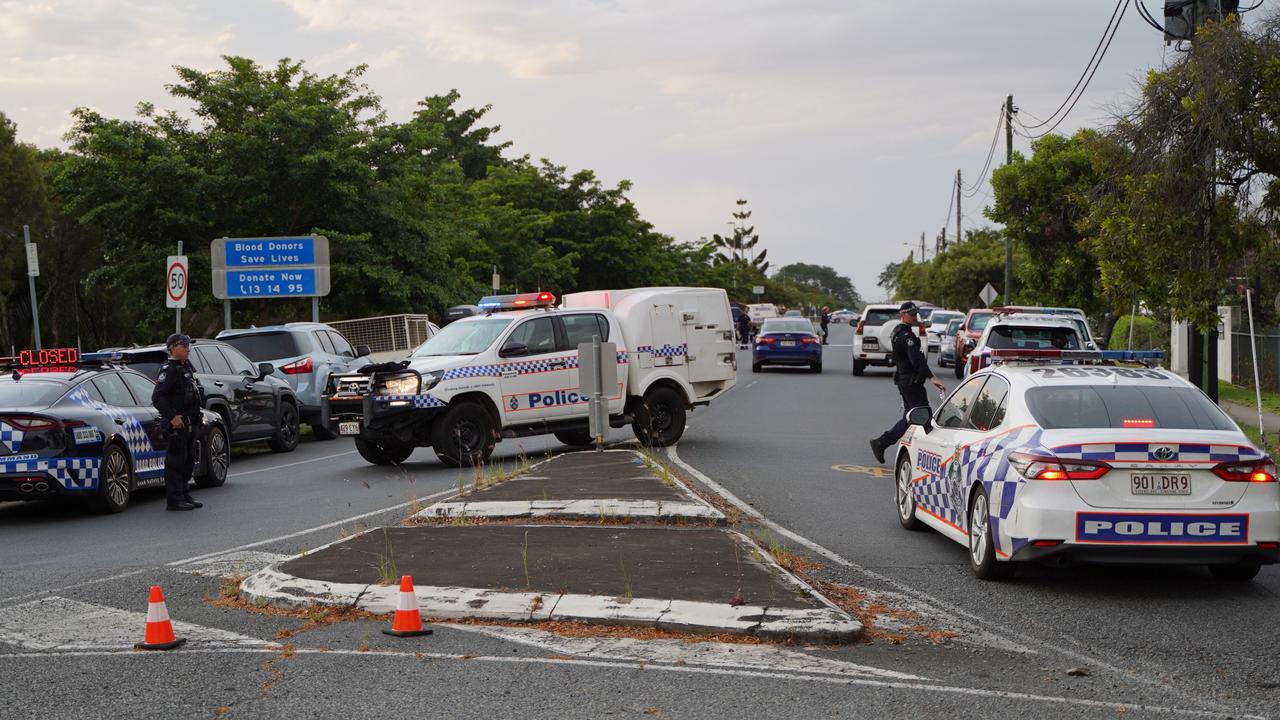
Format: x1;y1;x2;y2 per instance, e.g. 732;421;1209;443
328;314;435;356
1231;329;1280;392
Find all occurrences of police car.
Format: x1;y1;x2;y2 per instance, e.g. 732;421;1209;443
963;314;1085;377
0;348;229;513
892;349;1278;581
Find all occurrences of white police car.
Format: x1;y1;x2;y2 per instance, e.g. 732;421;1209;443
892;349;1279;581
963;314;1085;378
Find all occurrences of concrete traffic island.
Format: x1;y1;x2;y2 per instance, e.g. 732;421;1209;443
243;525;859;641
412;450;725;523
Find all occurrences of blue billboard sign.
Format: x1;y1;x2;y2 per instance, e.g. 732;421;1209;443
224;269;317;298
211;235;330;299
223;237;316;268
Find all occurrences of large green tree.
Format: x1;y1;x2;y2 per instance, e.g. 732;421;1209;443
773;262;862;308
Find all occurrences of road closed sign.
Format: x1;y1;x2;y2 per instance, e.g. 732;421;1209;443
167;255;188;309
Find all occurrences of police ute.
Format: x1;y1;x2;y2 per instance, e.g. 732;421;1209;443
322;288;737;467
892;349;1279;581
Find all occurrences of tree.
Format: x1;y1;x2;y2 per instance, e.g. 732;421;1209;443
877;261;900;301
710;199;769;273
773;263;862;308
0;113;48;348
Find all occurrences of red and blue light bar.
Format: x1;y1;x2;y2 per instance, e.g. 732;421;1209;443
477;292;557;311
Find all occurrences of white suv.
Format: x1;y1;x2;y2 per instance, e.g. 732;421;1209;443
964;314;1085;377
853;304;925;376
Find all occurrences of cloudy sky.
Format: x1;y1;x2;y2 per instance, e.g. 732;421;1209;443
1;0;1216;302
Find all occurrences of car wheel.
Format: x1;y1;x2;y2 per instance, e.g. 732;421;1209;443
895;454;924;531
811;362;822;373
268;403;301;453
953;360;964;379
631;386;687;447
1208;561;1261;582
554;430;595;447
852;359;865;376
751;362;761;373
95;444;133;514
311;423;339;441
355;438;414;466
431;402;497;468
968;487;1015;580
193;424;230;488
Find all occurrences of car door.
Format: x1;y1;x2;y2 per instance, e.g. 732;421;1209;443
194;344;253;440
218;345;276;439
497;315;573;424
914;376;989;529
561;312;622;417
92;372;167;485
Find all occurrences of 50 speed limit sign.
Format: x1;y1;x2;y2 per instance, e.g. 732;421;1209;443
166;255;189;309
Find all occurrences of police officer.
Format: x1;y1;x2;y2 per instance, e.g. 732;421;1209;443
869;302;947;464
151;333;204;511
819;306;831;345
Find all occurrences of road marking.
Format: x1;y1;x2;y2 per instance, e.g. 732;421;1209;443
176;550;291;578
0;645;1257;718
832;463;892;478
744;380;759;390
0;597;277;650
447;624;925;680
666;445;1241;714
228;450;358;478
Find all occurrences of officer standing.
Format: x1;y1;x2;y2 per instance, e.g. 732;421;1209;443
151;334;204;511
869;302;947;464
819;306;831;345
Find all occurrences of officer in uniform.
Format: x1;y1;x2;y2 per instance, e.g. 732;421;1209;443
869;302;947;464
151;333;204;511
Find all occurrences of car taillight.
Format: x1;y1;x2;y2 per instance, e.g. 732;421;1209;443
800;337;818;344
1213;459;1278;483
757;336;777;345
279;357;314;374
1009;452;1110;481
3;415;59;431
855;320;864;336
918;322;927;337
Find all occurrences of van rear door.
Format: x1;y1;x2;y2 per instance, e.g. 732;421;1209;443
646;304;687;370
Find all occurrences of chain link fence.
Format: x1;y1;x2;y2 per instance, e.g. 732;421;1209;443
1232;328;1280;393
327;314;436;357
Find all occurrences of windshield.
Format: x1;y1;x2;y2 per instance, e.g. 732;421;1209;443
761;320;815;334
969;314;993;331
0;379;67;407
412;317;512;356
929;313;962;328
986;325;1081;350
1026;385;1235;431
221;332;305;361
945;319;963;335
863;309;897;326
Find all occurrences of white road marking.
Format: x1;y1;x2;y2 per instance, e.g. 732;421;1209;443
227;450;358;478
0;597;277;650
176;551;291;578
744;380;759;389
665;445;1240;714
0;568;153;606
0;645;1258;719
446;623;924;680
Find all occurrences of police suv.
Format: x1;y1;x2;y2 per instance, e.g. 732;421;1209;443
892;349;1278;581
963;313;1085;377
323;288;737;467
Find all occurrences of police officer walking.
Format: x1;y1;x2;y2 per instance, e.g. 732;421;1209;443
869;302;947;464
151;334;204;511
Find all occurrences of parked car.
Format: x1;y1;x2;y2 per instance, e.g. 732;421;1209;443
753;318;823;373
852;304;926;376
954;308;996;379
829;310;858;324
113;339;301;452
991;306;1097;349
747;303;779;329
925;310;964;353
217;323;371;440
938;318;963;368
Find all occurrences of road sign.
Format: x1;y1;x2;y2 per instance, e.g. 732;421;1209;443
752;285;764;296
979;283;998;307
166;255;188;309
579;340;618;444
25;243;38;277
211;235;330;299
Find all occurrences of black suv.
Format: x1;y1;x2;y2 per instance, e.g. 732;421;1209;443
111;339;301;453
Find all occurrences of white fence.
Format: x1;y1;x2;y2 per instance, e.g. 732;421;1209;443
328;314;435;362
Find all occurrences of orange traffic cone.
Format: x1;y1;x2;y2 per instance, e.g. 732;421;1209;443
134;585;187;650
382;575;432;637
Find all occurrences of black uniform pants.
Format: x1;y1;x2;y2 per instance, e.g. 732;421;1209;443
164;426;197;507
875;383;931;447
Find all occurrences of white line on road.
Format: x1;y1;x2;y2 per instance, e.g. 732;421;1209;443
227;450;358;478
0;646;1258;719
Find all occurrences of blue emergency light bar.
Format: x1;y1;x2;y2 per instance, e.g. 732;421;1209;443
81;351;124;363
1101;350;1165;361
477;292;557;311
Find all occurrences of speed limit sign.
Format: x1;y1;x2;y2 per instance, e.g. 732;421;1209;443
166;255;188;309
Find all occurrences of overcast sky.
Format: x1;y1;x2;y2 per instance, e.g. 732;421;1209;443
2;0;1215;303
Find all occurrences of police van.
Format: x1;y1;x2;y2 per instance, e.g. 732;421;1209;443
322;287;737;467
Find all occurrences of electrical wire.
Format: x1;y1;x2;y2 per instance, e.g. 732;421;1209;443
1018;0;1129;139
1241;1;1265;12
1134;0;1166;33
962;106;1005;196
1020;0;1127;130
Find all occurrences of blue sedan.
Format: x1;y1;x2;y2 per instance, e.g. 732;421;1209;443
752;319;822;373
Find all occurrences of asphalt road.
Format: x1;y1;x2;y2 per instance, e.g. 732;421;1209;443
0;324;1275;719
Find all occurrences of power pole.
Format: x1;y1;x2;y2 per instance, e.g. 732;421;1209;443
919;231;926;260
955;169;962;248
939;227;946;257
1003;94;1015;303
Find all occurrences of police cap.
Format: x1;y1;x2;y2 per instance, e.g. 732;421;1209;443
898;301;920;316
165;333;192;349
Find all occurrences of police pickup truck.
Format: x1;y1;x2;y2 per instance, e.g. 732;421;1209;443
322;288;738;467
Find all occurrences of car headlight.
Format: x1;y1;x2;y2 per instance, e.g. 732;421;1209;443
377;373;421;396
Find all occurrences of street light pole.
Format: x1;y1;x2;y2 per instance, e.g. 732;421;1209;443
1004;94;1014;303
22;225;41;350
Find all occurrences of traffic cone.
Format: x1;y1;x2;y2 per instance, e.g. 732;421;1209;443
134;585;187;650
382;575;432;637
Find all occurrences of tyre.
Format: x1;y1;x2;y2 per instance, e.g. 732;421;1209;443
968;487;1015;580
811;362;823;373
953;359;964;379
751;362;761;373
1208;562;1261;582
95;444;133;513
431;402;497;468
355;438;414;466
193;424;229;488
311;423;339;441
631;386;687;447
554;430;595;447
268;402;301;453
852;359;865;376
895;454;924;531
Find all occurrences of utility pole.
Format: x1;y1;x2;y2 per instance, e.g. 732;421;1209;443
22;225;41;350
939;227;946;256
955;169;962;248
919;232;926;260
1003;94;1015;303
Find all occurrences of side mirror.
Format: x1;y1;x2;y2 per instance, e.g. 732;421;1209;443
906;405;933;431
355;344;371;358
256;362;275;379
1085;341;1097;351
964;338;977;350
499;341;529;358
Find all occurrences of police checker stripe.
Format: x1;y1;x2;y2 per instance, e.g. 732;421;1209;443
373;395;445;408
1052;442;1262;464
1076;513;1250;544
0;422;25;453
636;344;688;358
439;350;630;382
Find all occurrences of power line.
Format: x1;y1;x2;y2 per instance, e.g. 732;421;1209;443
962;105;1006;196
1134;0;1166;33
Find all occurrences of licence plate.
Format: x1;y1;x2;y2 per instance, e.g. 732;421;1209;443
1131;473;1191;495
780;341;797;347
338;421;361;436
